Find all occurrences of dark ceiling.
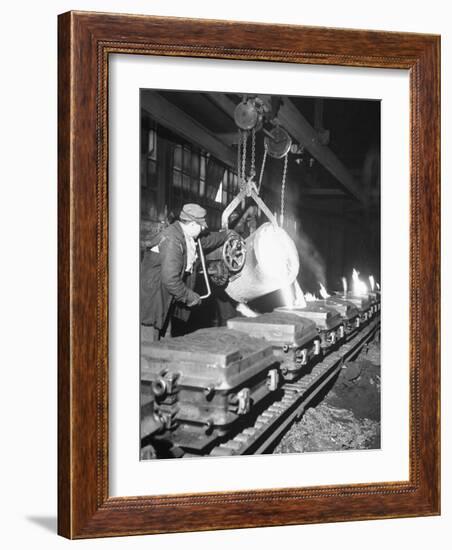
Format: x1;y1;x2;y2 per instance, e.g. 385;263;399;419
148;89;381;210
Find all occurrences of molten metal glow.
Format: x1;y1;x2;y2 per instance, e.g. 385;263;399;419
369;275;375;291
236;303;258;318
376;282;381;290
280;280;307;309
319;282;330;299
256;224;299;284
342;277;348;296
305;292;317;302
352;268;368;296
225;222;300;304
294;280;307;308
280;284;295;309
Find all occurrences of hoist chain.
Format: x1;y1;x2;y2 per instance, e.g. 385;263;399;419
250;127;256;180
237;130;243;190
280;152;289;227
257;143;268;194
241;130;248;189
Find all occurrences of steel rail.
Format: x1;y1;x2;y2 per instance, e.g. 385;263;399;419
209;317;380;456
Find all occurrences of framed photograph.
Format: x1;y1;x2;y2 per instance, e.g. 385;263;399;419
58;11;440;538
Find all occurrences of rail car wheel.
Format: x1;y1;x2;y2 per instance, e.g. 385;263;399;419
142;439;185;459
222;234;246;273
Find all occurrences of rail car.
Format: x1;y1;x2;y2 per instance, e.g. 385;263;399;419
140;293;380;459
140;190;381;458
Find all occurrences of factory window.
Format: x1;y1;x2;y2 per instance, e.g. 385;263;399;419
218;168;238;205
141;127;159;221
172;145;207;202
213;167;237;205
200;155;206;196
170;142;240;229
214;181;223;203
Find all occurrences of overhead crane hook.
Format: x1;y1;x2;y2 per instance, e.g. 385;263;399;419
221;176;278;230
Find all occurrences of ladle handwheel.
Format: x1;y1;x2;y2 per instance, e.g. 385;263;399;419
222;234;247;272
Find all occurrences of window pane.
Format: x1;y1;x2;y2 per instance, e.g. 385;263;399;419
148;130;157;160
183;174;190;192
200;155;206;179
174;145;182;169
214;181;223;203
191;154;199;177
199;179;205;197
183;148;191;173
173;169;181;188
174;198;182;212
148;195;157;220
147;159;157;186
191;178;198;195
206;182;215;201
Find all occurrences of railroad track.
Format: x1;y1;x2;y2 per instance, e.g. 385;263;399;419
208;317;380;456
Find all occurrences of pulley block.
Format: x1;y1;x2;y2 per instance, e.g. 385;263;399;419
264;126;292;159
234;99;260;130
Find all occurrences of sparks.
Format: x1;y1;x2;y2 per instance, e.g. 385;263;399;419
293;280;307;308
319;282;330;299
304;292;317;302
342;276;348;296
256;224;299;284
236;303;258;318
280;284;295;309
352;268;368;296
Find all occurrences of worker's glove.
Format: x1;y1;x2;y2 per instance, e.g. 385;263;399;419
226;229;240;239
186;291;202;307
208;260;229;287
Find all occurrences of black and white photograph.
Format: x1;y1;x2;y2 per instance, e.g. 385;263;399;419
139;90;381;460
1;0;446;545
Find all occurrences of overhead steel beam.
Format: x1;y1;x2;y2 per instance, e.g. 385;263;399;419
205;93;237;119
271;96;367;204
141;92;236;169
208;92;367;204
215;132;239;146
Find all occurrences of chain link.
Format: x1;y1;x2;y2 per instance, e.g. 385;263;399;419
237;129;242;190
236;116;290;226
250;127;256;180
280;152;289;227
241;130;247;187
257;143;268;194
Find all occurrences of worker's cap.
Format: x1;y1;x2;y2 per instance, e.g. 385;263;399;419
180;203;208;228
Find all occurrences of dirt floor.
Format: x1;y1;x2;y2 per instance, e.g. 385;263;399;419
274;339;381;454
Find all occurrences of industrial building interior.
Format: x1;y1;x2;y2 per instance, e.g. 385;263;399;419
139;90;381;459
140;90;380;325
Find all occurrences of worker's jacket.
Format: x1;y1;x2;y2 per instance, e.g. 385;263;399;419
140;221;228;329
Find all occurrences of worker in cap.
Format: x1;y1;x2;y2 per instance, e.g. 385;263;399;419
179;203;208;229
141;203;235;341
